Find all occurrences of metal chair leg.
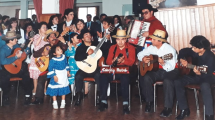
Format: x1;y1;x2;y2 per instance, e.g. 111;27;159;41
194;89;199;110
175;101;178;115
95;84;97;106
154;83;156;112
138;81;142;105
129;84;131;110
16;81;19;99
71;84;75;104
116;83;118;103
204;105;205;120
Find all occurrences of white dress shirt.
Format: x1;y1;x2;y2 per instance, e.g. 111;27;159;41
4;28;25;44
66;20;72;27
137;43;177;72
115;23;122;30
101;23;104;32
51;24;57;31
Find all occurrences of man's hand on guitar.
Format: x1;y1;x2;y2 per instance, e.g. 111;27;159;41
97;31;102;38
117;56;125;63
16;51;22;58
193;66;201;75
54;76;58;82
180;59;188;67
87;48;94;55
142;56;150;63
158;58;165;66
142;32;149;37
58;36;66;44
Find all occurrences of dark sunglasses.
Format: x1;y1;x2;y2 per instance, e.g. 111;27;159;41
142;11;149;15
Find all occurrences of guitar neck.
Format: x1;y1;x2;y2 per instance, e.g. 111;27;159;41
94;33;108;53
187;64;195;69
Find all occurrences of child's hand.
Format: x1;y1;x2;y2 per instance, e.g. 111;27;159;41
67;71;71;77
54;76;58;82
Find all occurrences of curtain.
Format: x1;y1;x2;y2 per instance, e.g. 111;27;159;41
33;0;42;22
59;0;75;17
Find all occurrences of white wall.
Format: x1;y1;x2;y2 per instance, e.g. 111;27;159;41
0;5;34;18
77;0;102;3
102;0;132;16
197;0;215;5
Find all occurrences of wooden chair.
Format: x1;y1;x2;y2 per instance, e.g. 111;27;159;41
10;77;22;98
83;77;97;106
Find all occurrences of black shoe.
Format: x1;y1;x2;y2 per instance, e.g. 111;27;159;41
96;91;100;105
176;108;190;120
160;107;172;117
123;105;130;114
98;102;108;112
75;92;82;106
30;98;44;105
206;115;214;120
24;97;31;105
3;97;10;106
145;102;153;113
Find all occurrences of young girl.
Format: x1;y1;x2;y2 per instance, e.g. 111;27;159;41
46;45;71;109
29;22;49;95
65;33;81;93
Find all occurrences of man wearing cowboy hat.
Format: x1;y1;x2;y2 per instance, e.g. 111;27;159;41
0;31;33;106
31;29;68;105
98;30;135;114
137;4;167;53
137;29;178;117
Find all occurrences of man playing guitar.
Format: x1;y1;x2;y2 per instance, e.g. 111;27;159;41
174;36;215;120
98;30;135;114
137;29;178;117
0;31;33;106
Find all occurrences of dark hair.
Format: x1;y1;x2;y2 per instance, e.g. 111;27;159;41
125;15;134;21
93;16;99;20
62;16;66;21
8;17;21;35
113;15;122;26
69;33;79;42
2;15;9;21
190;35;211;50
75;19;85;30
142;4;158;12
37;21;48;31
0;14;2;20
102;17;112;25
51;45;63;56
86;14;92;18
25;18;32;22
48;15;58;28
64;9;74;17
24;23;33;33
100;14;107;19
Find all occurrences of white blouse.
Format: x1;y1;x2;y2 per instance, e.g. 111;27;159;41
4;28;25;44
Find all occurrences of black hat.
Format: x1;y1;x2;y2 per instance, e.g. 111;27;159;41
142;4;158;12
77;29;91;39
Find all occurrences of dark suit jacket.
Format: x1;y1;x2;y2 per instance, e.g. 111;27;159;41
85;21;98;43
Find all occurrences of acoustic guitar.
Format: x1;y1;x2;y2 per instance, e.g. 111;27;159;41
4;30;36;74
178;57;208;75
140;53;173;76
76;26;115;73
35;27;70;72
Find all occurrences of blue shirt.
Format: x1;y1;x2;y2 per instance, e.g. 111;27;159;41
0;44;30;70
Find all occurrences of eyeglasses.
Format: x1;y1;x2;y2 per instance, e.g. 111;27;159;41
142;11;149;15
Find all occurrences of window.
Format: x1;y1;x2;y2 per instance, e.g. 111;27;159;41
18;9;36;19
77;7;98;22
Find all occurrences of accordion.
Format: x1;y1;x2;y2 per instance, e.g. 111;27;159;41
127;20;150;46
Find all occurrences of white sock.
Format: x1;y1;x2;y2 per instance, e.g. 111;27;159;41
25;95;30;97
61;100;65;104
53;100;57;104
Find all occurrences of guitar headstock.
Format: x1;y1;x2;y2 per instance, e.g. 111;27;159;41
108;24;115;33
163;53;173;60
60;27;70;37
197;65;208;74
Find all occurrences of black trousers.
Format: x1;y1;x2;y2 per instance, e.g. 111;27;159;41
35;74;47;99
139;69;179;108
0;63;33;98
174;75;215;115
75;68;100;93
100;74;130;102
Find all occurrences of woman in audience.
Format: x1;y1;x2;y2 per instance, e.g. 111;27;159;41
113;15;122;30
48;15;59;31
3;17;25;47
29;22;49;95
75;19;87;34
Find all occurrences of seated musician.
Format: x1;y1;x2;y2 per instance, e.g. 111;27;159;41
0;31;33;105
98;30;135;114
174;36;215;120
74;29;102;106
137;29;178;117
31;29;67;104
